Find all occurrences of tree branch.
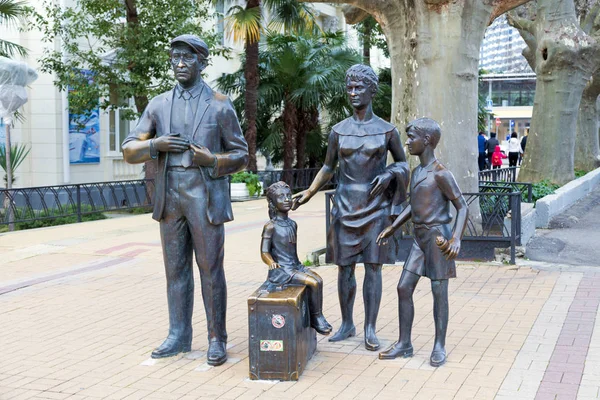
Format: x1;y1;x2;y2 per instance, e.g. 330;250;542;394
582;0;600;33
506;11;535;34
506;11;537;68
489;0;534;24
341;5;370;24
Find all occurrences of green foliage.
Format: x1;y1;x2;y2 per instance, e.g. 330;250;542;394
0;142;31;186
354;16;389;58
231;171;262;196
0;204;107;232
217;30;360;165
478;69;493;133
302;259;313;266
530;180;560;204
574;169;588;178
27;0;224;120
372;67;392;122
0;0;28;57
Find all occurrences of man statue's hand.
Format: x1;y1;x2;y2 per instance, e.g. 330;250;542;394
369;171;393;199
153;133;189;153
190;144;217;167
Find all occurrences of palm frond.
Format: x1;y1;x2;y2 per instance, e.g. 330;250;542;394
0;0;26;25
225;5;262;45
0;38;27;57
0;142;31;184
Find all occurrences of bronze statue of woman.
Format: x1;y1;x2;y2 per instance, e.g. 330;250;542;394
293;64;409;351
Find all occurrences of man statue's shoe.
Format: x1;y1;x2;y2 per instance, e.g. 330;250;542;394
430;349;446;367
378;342;413;360
207;341;227;366
151;337;192;359
311;314;332;335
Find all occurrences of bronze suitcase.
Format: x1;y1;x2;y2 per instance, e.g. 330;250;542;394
247;283;317;381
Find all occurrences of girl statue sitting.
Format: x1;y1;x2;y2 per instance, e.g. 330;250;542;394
261;181;332;335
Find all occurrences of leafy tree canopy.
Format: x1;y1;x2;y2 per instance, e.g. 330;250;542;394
27;0;225;120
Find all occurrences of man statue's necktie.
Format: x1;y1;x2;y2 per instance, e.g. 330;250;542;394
181;90;194;168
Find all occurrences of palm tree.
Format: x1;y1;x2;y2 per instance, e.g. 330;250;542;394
217;31;360;171
223;0;316;171
0;0;27;57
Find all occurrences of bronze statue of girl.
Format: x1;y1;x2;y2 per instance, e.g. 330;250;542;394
261;181;332;335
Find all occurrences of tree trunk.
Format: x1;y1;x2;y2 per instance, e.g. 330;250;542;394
574;72;600;171
295;107;318;169
301;0;530;193
244;0;260;172
282;96;297;173
508;0;600;185
362;19;372;65
378;0;491;195
124;0;156;197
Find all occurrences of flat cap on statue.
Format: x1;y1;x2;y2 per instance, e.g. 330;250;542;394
170;34;209;58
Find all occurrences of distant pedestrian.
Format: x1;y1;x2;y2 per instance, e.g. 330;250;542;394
519;133;528;165
477;131;487;171
507;132;522;167
491;145;507;169
485;132;499;169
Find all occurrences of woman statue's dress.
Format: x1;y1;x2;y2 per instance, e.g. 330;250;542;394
325;116;410;266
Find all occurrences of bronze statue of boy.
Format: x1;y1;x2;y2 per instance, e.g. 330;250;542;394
261;182;332;335
377;118;468;367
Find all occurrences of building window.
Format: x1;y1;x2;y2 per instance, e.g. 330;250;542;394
108;86;131;154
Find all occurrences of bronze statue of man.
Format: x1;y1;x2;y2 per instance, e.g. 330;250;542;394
293;64;409;351
122;34;248;366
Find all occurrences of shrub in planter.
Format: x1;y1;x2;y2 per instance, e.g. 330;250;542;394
231;172;262;196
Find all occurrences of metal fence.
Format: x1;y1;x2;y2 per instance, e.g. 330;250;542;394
478;166;519;182
0;179;154;226
256;168;337;192
479;181;533;203
325;190;522;264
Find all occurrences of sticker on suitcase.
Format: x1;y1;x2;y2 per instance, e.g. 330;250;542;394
271;314;285;328
260;340;284;351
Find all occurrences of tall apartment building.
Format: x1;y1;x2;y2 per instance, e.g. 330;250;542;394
479;15;532;74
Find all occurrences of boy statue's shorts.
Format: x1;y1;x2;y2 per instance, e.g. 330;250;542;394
403;223;457;280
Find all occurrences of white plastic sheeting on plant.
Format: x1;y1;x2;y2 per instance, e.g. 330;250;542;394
0;57;38;120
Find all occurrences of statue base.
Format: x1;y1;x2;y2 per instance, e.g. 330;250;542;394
247;283;317;381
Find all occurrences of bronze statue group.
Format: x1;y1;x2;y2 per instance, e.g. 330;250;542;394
122;34;468;370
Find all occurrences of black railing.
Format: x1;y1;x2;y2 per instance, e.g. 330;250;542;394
325;190;522;264
0;179;154;226
255;168;337;192
478;166;519;182
479;181;533;203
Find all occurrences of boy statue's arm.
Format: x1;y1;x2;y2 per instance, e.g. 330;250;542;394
435;170;469;260
376;204;412;245
442;196;468;260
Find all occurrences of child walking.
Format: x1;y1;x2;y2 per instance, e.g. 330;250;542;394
491;145;507;169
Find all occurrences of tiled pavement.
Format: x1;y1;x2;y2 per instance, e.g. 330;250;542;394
0;192;599;400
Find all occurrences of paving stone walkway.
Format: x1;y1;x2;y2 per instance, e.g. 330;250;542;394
0;192;599;400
